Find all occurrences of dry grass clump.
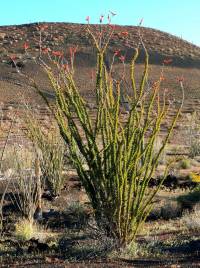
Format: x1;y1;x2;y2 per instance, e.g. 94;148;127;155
181;205;200;231
186;112;200;158
15;219;39;241
15;218;51;242
11;170;40;221
0;145;34;174
109;238;164;259
7;145;42;221
24;113;66;197
66;201;91;228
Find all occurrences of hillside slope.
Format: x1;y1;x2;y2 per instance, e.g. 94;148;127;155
0;22;200;66
0;22;200;107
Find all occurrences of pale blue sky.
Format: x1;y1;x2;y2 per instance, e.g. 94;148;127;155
1;0;200;46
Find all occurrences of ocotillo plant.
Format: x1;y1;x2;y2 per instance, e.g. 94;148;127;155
34;21;184;246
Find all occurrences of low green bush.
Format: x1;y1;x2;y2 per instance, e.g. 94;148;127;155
179;159;191;169
177;186;200;211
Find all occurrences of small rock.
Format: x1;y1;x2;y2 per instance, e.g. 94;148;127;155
0;32;6;39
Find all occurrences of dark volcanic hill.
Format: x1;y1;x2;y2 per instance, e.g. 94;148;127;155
0;22;200;108
0;22;200;67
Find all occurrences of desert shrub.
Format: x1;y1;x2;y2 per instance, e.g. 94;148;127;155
34;23;183;246
149;200;182;220
11;173;39;221
179;159;190;169
177;186;200;212
0;145;34;173
189;142;200;158
24;112;66;196
66;201;90;228
110;238;163;259
181;205;200;231
9;147;42;221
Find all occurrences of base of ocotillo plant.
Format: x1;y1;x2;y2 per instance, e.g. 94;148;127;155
34;207;43;221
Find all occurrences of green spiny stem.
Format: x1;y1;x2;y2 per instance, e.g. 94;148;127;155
130;48;139;100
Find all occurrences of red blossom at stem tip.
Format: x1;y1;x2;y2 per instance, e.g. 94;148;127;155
163;58;173;65
90;70;95;80
10;55;17;61
23;42;29;50
160;74;165;81
38;24;48;31
176;75;184;82
119;55;125;62
86;16;90;23
62;64;69;71
99;15;104;23
97;31;103;38
42;47;50;54
114;49;120;56
52;50;63;57
69;46;78;58
109;24;115;30
120;31;129;37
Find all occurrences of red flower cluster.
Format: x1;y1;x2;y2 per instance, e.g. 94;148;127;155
176;75;184;82
37;24;48;31
62;64;69;71
109;24;115;30
114;49;120;56
52;51;63;57
99;15;104;23
114;49;125;62
90;70;95;80
69;46;78;57
10;55;17;61
120;31;129;37
160;74;165;81
86;16;90;23
163;58;173;65
97;31;103;38
119;55;125;62
23;42;29;50
42;47;50;54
